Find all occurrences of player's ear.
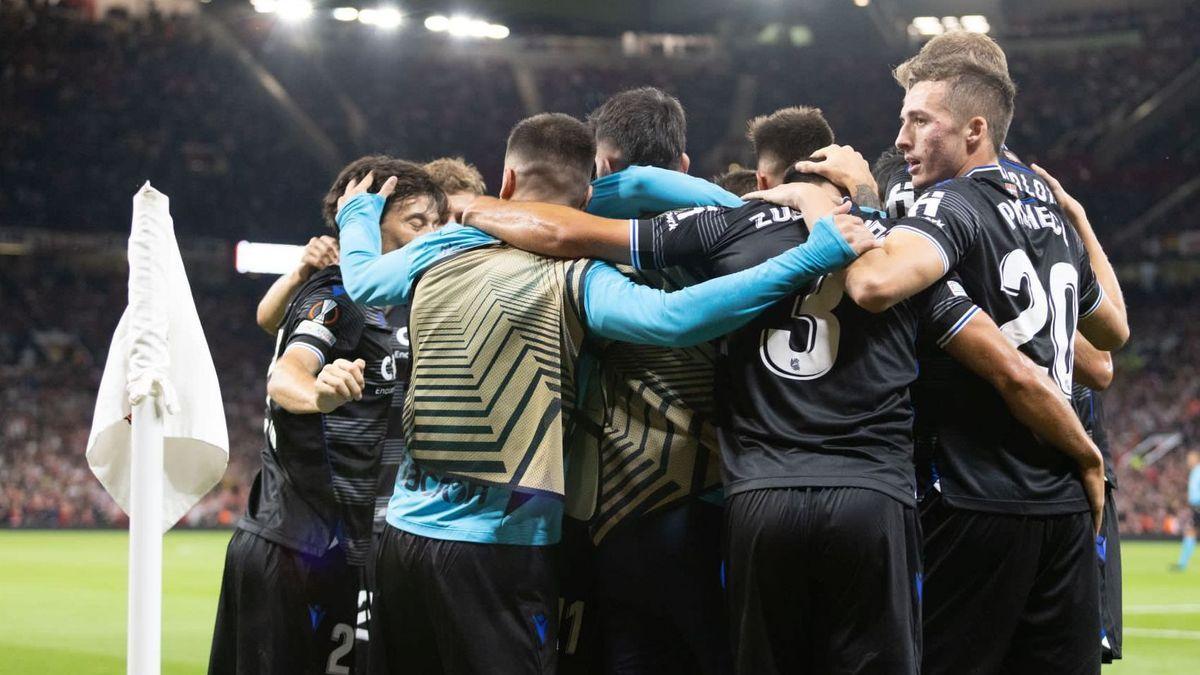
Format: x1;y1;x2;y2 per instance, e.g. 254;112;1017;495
756;171;770;191
499;168;517;201
679;153;691;174
595;156;612;179
966;115;988;151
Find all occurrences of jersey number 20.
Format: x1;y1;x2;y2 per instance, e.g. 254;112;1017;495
997;249;1079;396
760;274;843;380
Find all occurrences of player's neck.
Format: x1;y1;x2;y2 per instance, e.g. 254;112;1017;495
509;188;581;207
955;149;1000;178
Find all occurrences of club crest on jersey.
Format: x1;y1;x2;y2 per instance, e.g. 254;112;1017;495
307;299;341;326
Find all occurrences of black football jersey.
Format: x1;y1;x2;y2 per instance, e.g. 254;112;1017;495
1072;384;1115;488
895;163;1104;515
631;201;976;505
238;266;404;565
376;305;412;533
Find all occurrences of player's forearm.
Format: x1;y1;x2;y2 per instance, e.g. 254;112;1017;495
463;197;631;263
267;359;321;414
589;166;741;218
1067;205;1126;324
944;323;1102;473
336;193;416;306
256;268;306;335
587;215;857;347
1073;333;1113;391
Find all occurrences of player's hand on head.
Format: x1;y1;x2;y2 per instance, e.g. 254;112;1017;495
298;236;339;279
795;144;875;196
314;357;367;413
1030;163;1084;221
742;183;809;211
830;206;881;257
336;172;399;213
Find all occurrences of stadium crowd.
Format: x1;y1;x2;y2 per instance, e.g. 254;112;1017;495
1;262;1197;535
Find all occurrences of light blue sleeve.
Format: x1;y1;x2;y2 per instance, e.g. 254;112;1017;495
335;193;497;306
1189;466;1200;507
588;165;743;218
583;214;857;347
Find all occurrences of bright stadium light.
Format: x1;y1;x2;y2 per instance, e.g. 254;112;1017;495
251;0;278;14
332;7;359;22
425;14;450;32
853;0;870;7
276;0;313;23
961;15;991;33
911;16;944;36
486;23;510;40
359;6;403;29
235;241;305;275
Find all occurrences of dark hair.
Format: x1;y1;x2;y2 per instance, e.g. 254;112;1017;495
714;168;759;197
322;155;448;232
782;164;837;189
746;107;835;173
505;113;596;203
587;87;686;170
872;147;909;201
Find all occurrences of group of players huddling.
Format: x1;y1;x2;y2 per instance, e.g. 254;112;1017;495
209;31;1130;675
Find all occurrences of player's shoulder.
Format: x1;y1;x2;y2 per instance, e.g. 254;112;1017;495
291;266;365;326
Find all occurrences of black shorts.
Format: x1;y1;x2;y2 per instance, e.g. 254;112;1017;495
209;529;359;675
724;487;921;675
369;526;559;675
562;500;732;675
1099;485;1122;663
920;491;1100;675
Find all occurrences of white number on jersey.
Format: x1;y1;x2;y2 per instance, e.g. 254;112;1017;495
760;274;844;380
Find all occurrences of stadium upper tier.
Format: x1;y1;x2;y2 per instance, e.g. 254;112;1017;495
1;0;1197;246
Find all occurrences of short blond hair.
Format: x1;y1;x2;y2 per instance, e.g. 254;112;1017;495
423;157;486;196
895;32;1009;84
893;53;1016;154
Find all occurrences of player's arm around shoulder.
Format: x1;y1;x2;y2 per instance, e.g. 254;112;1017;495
462;196;633;263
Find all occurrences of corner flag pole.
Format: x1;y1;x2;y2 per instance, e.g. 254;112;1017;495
87;182;229;674
125;183;172;675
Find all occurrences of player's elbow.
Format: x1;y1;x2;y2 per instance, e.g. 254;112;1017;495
991;351;1043;401
845;274;898;314
1076;353;1114;391
255;303;278;335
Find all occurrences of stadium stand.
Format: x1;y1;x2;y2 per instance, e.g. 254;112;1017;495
1;0;1198;535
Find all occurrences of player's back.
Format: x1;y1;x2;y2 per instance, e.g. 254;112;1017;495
898;165;1104;514
569;265;722;543
404;244;589;497
632;201;970;505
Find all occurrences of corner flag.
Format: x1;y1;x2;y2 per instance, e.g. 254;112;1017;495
85;183;229;674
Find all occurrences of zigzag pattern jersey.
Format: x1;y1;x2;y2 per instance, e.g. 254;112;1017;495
239;266;404;566
569;265;722;545
404;245;590;497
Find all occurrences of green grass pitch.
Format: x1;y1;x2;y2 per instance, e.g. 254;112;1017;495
1;531;1198;673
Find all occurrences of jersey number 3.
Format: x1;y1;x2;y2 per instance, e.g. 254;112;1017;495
760;274;843;380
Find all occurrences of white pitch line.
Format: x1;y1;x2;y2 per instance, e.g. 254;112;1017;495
1125;603;1200;614
1124;627;1200;640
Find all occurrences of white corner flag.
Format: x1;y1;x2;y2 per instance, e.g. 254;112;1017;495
86;182;229;675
